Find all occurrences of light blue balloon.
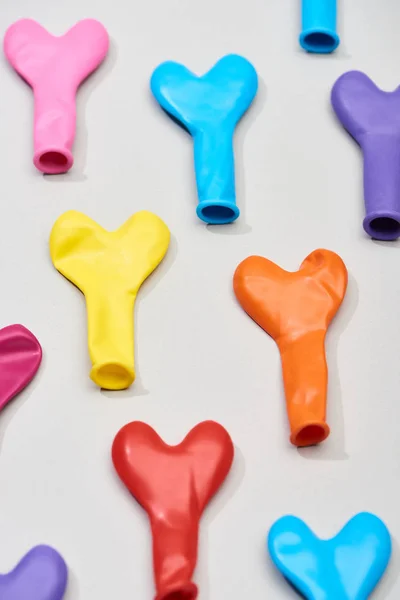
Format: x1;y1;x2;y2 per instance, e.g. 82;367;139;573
268;513;391;599
151;55;258;224
300;0;340;53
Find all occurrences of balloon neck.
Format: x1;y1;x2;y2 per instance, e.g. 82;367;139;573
86;289;136;390
150;514;200;600
33;87;76;173
278;330;330;447
361;134;400;240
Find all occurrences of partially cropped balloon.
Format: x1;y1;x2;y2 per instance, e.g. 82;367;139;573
332;71;400;240
50;210;170;390
0;545;68;600
234;250;347;447
299;0;339;53
151;54;258;224
268;513;391;599
112;421;234;600
4;19;109;174
0;324;42;412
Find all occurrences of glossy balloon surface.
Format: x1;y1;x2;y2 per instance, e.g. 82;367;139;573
112;421;234;600
0;324;42;412
268;513;391;599
151;54;257;224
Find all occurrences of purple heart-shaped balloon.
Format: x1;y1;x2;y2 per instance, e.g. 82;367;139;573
332;71;400;241
0;545;68;600
0;324;42;412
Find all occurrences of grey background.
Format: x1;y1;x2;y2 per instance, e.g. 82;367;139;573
0;0;399;598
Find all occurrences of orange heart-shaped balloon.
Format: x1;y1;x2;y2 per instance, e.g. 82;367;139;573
234;249;348;447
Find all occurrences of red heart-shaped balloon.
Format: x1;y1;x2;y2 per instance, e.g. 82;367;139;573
112;421;234;600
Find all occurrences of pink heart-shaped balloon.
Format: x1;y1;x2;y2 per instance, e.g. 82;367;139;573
4;19;109;90
0;324;42;412
4;19;109;173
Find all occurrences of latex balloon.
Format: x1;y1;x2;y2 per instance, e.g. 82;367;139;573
0;545;68;600
332;71;400;240
0;324;42;412
233;250;347;447
4;19;109;174
112;421;234;600
299;0;339;53
151;54;258;224
50;210;170;390
268;513;391;599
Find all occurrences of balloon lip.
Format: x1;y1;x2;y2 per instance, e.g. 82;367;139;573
90;361;135;390
155;581;199;600
196;199;240;224
299;29;340;54
290;421;330;447
34;146;74;174
363;210;400;241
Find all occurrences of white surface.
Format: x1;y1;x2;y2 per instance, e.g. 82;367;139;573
0;0;399;598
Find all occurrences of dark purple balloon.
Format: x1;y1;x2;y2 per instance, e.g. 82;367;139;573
332;71;400;241
0;545;67;600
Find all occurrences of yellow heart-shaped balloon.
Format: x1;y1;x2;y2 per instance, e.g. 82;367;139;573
50;210;170;390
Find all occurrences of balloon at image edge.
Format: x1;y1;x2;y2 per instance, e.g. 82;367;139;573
0;545;68;600
0;331;51;599
233;249;348;447
150;54;258;225
0;324;42;412
3;18;109;174
112;420;234;600
299;0;340;54
49;210;170;391
267;513;391;599
332;70;400;241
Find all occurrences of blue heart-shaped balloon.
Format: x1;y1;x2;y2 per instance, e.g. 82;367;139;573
150;54;258;225
0;545;68;600
268;513;391;600
151;54;258;134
